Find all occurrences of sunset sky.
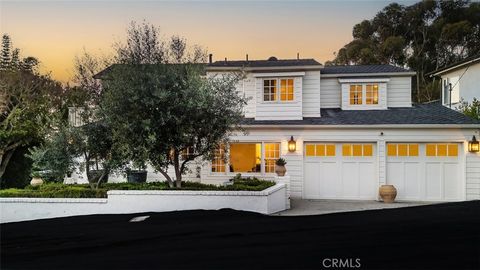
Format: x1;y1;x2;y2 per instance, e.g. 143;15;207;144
1;0;417;83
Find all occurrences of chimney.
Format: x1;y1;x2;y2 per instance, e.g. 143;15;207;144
225;57;227;62
246;54;249;61
208;54;212;64
297;52;299;60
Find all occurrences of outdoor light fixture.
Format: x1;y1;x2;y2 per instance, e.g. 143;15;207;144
468;136;479;153
288;136;296;152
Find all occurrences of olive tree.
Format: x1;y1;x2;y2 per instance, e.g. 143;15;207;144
95;21;247;188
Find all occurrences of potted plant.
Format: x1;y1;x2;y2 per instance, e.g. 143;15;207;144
379;184;397;203
275;158;287;176
30;171;44;186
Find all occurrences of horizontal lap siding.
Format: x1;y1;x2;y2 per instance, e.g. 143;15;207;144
466;155;480;200
243;74;256;118
387;77;412;107
320;78;341;108
255;77;303;120
302;71;321;117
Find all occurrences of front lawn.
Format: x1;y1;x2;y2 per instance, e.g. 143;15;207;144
0;177;275;198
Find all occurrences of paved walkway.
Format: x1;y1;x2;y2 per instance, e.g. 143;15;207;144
275;199;435;216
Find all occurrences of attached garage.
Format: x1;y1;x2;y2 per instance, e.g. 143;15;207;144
304;143;377;200
386;143;463;201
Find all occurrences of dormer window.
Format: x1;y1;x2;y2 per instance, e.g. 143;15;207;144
349;83;379;105
263;78;294;102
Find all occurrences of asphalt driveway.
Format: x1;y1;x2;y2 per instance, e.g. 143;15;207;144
1;201;479;269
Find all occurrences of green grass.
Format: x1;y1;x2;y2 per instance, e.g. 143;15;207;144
0;177;275;198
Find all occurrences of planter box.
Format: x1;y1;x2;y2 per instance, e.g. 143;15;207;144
0;184;287;223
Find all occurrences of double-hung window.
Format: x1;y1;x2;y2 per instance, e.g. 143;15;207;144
263;78;294;102
366;84;379;104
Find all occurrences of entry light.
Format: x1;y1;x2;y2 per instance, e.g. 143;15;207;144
288;136;296;152
468;136;479;153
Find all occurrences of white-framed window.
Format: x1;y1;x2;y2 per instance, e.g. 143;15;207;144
349;83;379;105
263;78;294;102
211;142;281;174
263;79;277;101
366;84;379;104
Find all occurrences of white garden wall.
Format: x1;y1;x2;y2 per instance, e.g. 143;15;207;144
0;184;287;223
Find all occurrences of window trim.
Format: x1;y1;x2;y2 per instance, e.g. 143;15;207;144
262;78;295;103
349;83;381;106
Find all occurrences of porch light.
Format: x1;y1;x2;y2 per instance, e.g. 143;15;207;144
288;136;296;152
468;136;479;153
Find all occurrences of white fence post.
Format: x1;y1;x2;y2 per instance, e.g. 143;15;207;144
274;175;291;209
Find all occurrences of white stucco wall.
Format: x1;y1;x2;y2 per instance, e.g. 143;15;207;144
0;184;287;223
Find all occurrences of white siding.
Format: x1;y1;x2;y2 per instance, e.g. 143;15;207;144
320;78;341;108
243;73;256;118
302;71;321;117
466;154;480;200
441;62;480;108
387;76;412;107
320;76;413;109
200;128;476;200
255;77;303;120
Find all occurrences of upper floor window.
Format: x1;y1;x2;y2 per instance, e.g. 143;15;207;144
349;85;362;105
280;79;294;101
366;84;379;104
263;79;277;101
349;84;379;105
263;78;294;102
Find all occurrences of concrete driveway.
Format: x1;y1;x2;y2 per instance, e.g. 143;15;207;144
275;199;435;216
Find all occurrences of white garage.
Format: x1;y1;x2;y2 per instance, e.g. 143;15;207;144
386;143;463;201
303;142;377;200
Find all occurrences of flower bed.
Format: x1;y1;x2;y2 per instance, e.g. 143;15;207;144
0;177;275;199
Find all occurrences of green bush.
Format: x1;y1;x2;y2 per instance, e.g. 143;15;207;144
0;178;275;198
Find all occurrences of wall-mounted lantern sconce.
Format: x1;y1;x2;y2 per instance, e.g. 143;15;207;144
288;136;296;152
468;135;479;153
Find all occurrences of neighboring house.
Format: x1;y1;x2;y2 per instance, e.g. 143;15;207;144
81;56;480;202
430;55;480;109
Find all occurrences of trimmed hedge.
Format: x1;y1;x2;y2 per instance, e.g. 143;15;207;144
0;177;276;198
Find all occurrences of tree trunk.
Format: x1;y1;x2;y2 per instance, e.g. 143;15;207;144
157;168;174;188
0;149;15;179
173;149;182;188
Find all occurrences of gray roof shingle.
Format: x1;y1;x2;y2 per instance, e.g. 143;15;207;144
242;102;480;126
321;64;412;74
208;58;322;68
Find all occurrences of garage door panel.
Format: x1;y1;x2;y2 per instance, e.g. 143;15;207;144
386;162;404;197
444;163;460;200
359;162;375;198
342;162;359;198
319;161;340;198
304;162;320;198
404;162;421;200
425;162;443;200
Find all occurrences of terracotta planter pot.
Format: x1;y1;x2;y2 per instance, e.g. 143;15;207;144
30;177;44;186
379;185;397;203
275;165;286;176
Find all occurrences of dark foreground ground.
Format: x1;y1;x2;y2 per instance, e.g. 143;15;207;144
1;201;479;270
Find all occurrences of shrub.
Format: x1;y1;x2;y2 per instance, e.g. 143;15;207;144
0;178;275;198
275;158;287;166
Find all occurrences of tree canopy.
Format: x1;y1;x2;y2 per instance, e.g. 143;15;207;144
328;0;480;102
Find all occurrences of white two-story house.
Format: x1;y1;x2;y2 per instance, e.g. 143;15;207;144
199;57;480;202
85;56;480;202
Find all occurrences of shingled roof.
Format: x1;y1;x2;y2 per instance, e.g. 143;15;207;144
207;58;322;68
321;64;413;75
242;102;480;126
